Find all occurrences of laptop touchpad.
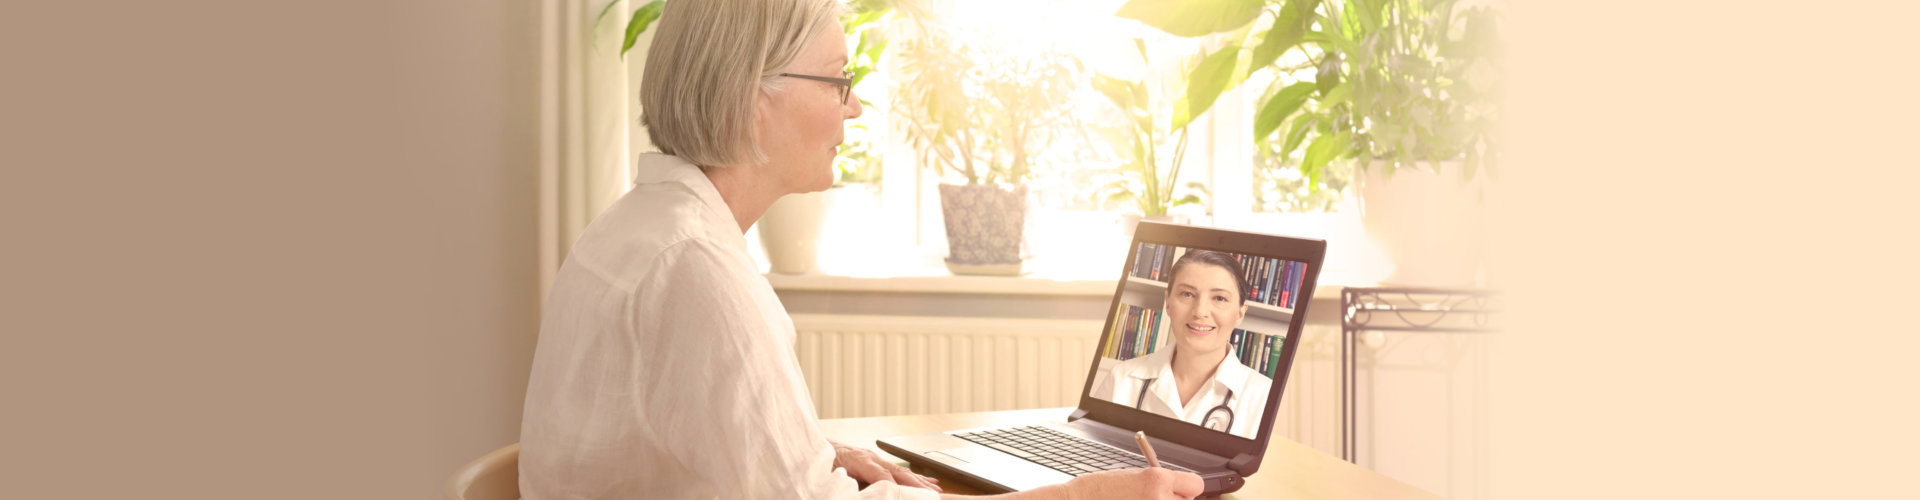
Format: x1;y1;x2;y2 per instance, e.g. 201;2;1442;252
925;451;969;465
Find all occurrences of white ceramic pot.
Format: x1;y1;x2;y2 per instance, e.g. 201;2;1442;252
1356;161;1488;288
758;189;827;274
1119;213;1191;237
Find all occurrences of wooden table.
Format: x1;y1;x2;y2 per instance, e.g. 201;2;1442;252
818;407;1445;499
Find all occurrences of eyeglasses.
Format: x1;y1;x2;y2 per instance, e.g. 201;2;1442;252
778;71;855;104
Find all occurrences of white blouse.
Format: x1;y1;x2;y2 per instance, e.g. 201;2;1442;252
518;154;938;500
1089;344;1274;440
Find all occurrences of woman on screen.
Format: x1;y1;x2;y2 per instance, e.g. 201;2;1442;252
1093;250;1274;439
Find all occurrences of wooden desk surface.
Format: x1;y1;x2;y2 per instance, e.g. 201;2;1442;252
818;407;1444;500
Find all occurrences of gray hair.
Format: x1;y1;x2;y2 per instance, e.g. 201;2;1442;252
640;0;847;167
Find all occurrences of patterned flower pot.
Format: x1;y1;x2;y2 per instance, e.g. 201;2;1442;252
937;183;1028;275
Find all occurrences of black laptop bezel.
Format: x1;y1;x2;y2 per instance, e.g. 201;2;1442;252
1073;221;1326;476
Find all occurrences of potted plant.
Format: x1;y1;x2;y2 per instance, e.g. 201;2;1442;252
892;16;1081;275
1118;0;1502;285
1086;43;1214;234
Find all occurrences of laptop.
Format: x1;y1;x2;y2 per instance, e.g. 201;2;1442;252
877;222;1325;497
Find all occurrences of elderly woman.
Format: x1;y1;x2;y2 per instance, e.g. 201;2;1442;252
1091;250;1274;439
517;1;1203;499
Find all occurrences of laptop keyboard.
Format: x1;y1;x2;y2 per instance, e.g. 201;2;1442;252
953;426;1197;476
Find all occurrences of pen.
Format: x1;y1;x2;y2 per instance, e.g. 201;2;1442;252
1134;430;1160;468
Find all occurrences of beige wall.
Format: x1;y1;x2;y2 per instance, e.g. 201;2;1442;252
4;0;539;498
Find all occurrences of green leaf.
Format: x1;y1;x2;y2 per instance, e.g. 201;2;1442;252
1114;0;1266;37
845;9;886;33
593;0;624;35
1302;29;1357;56
1281;115;1315;158
1254;82;1316;141
622;1;666;57
1179;45;1242;131
1091;75;1137;114
1315;56;1342;95
1251;0;1321;69
1302;131;1351;180
1318;82;1351;107
862;35;889;63
1170;95;1191;132
1350;0;1383;35
1095;126;1136;160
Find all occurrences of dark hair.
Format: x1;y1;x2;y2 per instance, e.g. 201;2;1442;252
1165;250;1249;305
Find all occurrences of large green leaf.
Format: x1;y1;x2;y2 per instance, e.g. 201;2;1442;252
1318;82;1351;107
1280;114;1315;158
1251;0;1321;69
621;1;666;57
1254;82;1316;140
1091;75;1137;114
1176;45;1242;131
1301;131;1352;180
1350;0;1383;35
1114;0;1266;37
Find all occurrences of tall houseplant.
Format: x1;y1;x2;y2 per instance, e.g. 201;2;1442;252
892;14;1080;275
1113;0;1500;182
1087;42;1214;230
1118;0;1501;285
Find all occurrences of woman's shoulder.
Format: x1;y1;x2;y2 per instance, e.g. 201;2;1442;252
568;206;744;293
1112;349;1171;377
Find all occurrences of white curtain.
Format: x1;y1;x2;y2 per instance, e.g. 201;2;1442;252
536;0;642;300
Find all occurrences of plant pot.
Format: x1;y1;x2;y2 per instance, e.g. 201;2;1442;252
757;189;827;274
1356;161;1487;288
937;183;1028;276
1119;213;1191;237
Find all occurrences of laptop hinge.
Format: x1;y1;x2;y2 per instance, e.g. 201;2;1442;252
1068;409;1089;422
1226;453;1257;476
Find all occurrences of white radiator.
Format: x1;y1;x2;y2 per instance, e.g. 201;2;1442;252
791;314;1103;419
791;314;1344;457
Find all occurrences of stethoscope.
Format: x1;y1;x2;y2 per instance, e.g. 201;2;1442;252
1135;377;1235;432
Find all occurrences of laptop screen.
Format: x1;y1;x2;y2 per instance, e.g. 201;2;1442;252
1086;240;1310;440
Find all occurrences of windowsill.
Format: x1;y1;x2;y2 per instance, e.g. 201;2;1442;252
757;205;1392;298
764;265;1379;297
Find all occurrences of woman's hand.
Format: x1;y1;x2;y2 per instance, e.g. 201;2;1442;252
1058;467;1205;500
829;440;942;493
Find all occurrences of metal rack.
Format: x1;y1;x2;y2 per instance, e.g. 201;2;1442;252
1339;287;1499;462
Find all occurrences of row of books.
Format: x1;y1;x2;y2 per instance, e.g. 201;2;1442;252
1128;243;1187;282
1234;255;1307;310
1101;303;1163;361
1130;242;1306;311
1230;329;1288;379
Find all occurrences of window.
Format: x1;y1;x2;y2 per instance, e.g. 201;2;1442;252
644;0;1387;282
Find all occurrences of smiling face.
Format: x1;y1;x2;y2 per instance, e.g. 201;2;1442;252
753;26;864;195
1164;262;1249;361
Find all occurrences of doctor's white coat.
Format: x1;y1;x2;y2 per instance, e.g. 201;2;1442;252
1090;344;1273;440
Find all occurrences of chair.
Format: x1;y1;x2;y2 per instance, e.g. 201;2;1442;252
443;443;520;500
